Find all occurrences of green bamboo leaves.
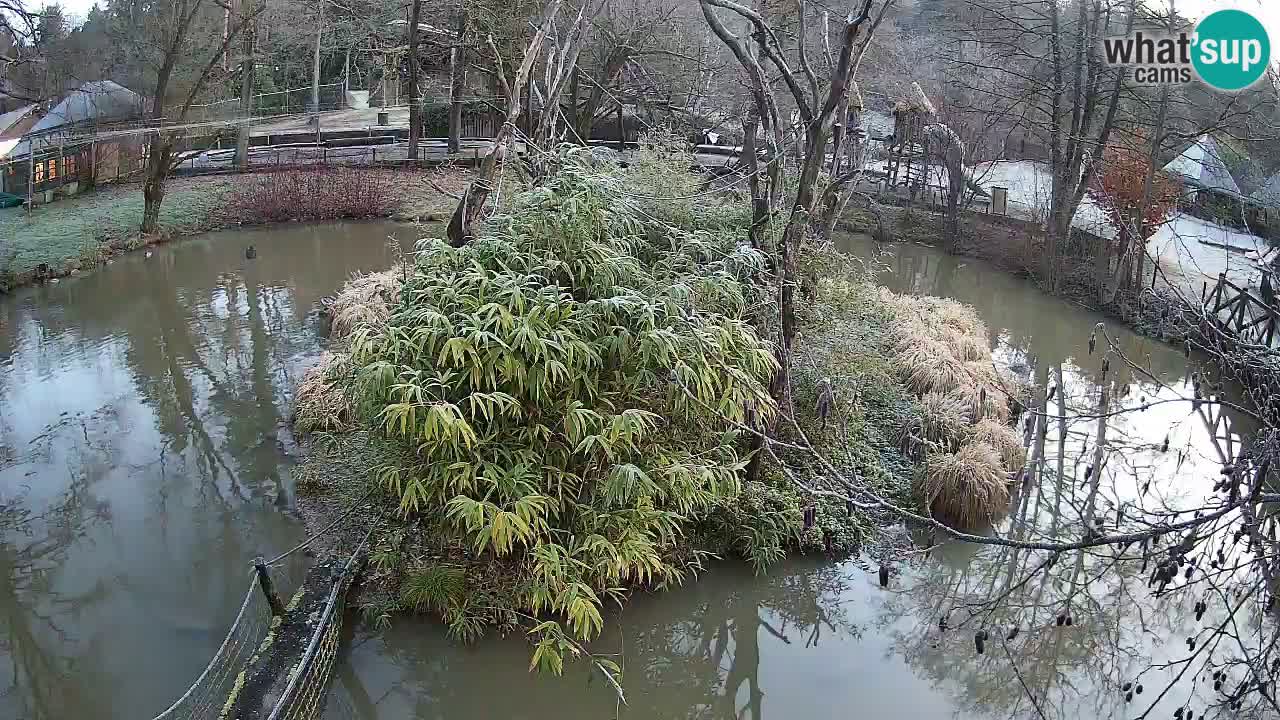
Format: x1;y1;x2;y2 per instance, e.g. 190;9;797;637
342;148;780;650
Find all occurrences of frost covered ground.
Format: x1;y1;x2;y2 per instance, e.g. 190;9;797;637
962;159;1272;296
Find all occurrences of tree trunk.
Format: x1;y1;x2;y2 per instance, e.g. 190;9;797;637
574;52;626;142
235;4;255;169
141;135;172;234
446;1;563;247
311;0;323;115
741;114;767;252
407;0;423;159
1133;83;1170;296
447;3;467;154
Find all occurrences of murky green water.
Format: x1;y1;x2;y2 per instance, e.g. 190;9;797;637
0;224;1254;720
0;220;418;719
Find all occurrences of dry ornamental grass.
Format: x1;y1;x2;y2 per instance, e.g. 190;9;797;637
293;352;356;433
881;288;1027;528
919;443;1010;529
324;268;405;342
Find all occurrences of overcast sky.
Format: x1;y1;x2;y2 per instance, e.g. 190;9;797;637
38;0;1280;65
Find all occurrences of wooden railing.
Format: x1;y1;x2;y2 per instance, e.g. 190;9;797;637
1203;272;1280;348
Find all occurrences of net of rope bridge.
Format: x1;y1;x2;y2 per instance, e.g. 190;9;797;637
227;530;373;720
144;502;374;720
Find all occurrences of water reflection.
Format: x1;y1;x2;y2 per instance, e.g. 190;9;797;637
326;561;959;720
0;221;420;719
847;235;1260;719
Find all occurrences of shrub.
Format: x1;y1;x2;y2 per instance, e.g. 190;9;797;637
343;148;776;649
226;167;400;224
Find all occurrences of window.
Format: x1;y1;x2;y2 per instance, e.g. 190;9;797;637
48;159;57;181
34;161;44;184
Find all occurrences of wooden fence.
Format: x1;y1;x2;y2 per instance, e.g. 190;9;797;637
1203;272;1280;348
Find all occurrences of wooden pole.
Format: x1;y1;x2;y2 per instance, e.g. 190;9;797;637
615;102;624;152
26;149;34;212
253;556;287;616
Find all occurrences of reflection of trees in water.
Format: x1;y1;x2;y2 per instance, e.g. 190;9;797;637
2;225;413;512
626;564;859;720
873;361;1243;720
326;563;859;720
0;225;413;719
0;473;111;720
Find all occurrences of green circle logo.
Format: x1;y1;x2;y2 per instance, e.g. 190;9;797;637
1192;9;1271;91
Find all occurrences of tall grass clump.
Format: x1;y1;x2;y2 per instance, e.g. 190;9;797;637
919;443;1009;529
332;147;778;664
880;287;1023;527
324;267;406;342
293;351;355;434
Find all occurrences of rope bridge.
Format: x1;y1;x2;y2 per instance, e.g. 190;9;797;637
148;520;371;720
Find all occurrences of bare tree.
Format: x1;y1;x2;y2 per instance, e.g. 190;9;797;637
445;0;563;247
699;0;890;482
0;1;46;105
131;0;263;233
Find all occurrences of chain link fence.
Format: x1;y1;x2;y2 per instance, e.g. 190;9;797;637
184;83;349;124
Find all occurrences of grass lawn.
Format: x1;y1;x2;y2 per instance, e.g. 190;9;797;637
0;176;237;276
0;168;468;291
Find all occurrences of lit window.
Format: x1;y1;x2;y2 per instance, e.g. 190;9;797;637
48;160;57;180
34;162;45;183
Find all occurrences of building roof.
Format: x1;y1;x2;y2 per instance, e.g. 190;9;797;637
1163;135;1241;195
28;80;145;133
4;81;145;161
0;104;37;137
1250;170;1280;207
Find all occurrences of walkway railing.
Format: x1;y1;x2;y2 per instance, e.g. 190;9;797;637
266;528;372;720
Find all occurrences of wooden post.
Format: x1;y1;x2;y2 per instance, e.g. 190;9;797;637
253;556;287;616
26;147;35;212
615;103;625;153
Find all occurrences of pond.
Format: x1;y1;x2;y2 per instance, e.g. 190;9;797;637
0;220;419;719
0;223;1255;720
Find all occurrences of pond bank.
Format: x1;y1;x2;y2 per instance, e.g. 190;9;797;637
839;201;1188;339
0;168;467;293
